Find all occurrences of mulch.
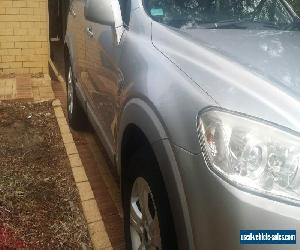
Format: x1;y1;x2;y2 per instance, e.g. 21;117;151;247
0;101;92;249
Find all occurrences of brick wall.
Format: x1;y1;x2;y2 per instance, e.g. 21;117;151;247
0;0;49;75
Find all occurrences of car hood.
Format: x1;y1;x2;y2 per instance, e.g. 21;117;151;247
151;23;300;132
178;29;300;94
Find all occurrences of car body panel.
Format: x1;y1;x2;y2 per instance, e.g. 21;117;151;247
66;0;88;86
117;7;216;155
174;145;300;250
64;0;300;249
85;18;122;154
152;23;300;146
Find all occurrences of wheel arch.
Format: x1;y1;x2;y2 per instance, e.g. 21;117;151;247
117;98;167;175
118;98;195;250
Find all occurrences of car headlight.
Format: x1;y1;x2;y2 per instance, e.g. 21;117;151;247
198;108;300;204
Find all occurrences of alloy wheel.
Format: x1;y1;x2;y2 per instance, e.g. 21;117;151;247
67;66;74;116
130;177;162;250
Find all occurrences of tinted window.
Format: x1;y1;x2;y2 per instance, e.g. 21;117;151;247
144;0;300;30
120;0;131;26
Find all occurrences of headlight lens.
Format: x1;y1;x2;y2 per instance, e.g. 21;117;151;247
198;109;300;204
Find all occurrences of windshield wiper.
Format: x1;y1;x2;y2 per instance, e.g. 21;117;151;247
185;18;253;29
190;19;283;30
179;18;296;31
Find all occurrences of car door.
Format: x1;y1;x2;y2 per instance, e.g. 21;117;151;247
84;0;126;157
67;0;88;88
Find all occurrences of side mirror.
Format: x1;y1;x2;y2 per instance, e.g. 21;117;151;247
85;0;115;26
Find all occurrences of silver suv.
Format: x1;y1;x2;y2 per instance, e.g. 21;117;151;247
65;0;300;249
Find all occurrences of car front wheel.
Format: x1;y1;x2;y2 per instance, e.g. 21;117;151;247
123;148;178;250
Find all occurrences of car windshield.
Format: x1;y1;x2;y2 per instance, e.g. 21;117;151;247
144;0;300;30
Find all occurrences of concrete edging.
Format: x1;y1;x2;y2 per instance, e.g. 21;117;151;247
52;99;113;250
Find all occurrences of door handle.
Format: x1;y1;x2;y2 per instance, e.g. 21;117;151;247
86;27;94;38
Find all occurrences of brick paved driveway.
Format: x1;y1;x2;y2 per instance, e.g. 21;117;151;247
0;75;54;101
51;80;125;250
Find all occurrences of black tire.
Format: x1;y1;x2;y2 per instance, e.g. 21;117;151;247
66;63;87;130
123;147;178;250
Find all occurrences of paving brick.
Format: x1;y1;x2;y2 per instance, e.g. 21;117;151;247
72;166;88;183
16;76;31;88
62;132;74;144
15;94;33;99
39;83;53;90
52;99;61;107
32;87;39;95
40;93;54;100
65;142;78;155
88;221;112;249
57;117;68;128
110;244;125;250
69;153;83;168
82;199;102;223
54;107;65;118
77;181;94;201
59;123;71;135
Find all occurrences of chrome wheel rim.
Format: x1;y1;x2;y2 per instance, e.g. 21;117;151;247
130;177;162;250
67;66;74;116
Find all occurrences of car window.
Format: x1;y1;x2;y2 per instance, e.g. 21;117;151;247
290;0;300;15
144;0;300;30
254;0;294;25
120;0;131;26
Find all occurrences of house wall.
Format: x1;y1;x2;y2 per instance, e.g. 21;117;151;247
0;0;49;75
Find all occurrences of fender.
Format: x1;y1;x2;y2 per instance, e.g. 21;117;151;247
117;98;195;250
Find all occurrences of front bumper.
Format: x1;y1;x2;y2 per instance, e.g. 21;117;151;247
173;145;300;250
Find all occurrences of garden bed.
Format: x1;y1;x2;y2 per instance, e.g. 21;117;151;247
0;101;92;249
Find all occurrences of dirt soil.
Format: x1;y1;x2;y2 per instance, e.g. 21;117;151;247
0;101;92;249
